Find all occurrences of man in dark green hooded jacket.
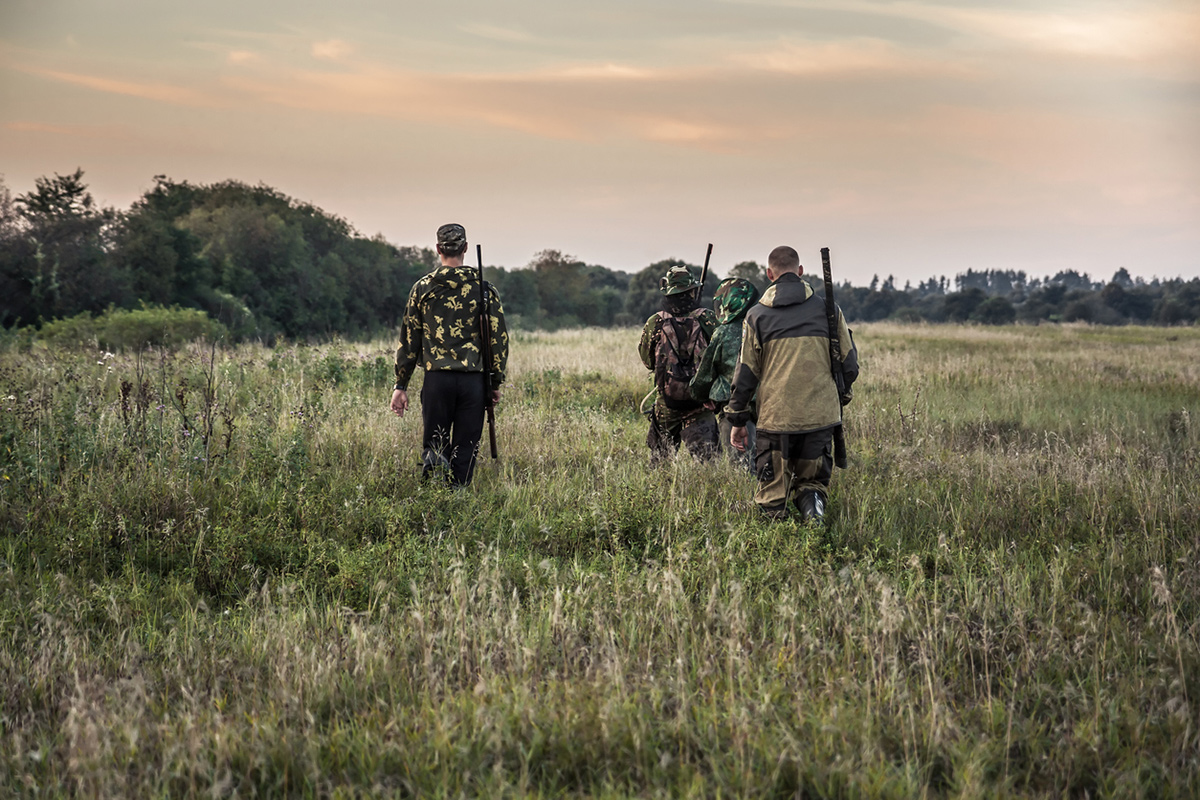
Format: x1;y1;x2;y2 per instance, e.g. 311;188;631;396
689;277;760;467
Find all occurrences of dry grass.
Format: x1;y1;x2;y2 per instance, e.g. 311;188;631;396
1;323;1198;797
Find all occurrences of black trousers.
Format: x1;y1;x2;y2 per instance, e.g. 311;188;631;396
420;371;486;486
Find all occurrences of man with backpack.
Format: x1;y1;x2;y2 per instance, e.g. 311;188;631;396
638;265;720;461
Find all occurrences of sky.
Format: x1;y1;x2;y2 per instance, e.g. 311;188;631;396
1;0;1198;286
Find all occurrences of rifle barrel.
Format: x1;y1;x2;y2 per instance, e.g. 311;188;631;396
476;244;498;459
821;247;849;469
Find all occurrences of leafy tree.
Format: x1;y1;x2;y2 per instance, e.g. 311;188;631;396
1111;267;1134;289
0;177;33;326
969;296;1016;325
487;267;539;324
1063;299;1093;322
623;259;702;324
14;169;127;320
520;250;630;328
111;212;211;307
1047;270;1098;291
530;250;590;325
1016;299;1054;324
943;288;986;322
728;261;768;292
114;178;433;339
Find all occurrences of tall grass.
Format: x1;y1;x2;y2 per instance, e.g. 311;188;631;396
1;323;1197;797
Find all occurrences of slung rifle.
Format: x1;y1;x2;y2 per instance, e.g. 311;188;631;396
477;244;498;459
821;246;849;469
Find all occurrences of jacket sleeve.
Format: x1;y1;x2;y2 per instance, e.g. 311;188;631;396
724;317;761;427
837;307;859;391
488;284;509;390
638;314;660;372
394;282;424;391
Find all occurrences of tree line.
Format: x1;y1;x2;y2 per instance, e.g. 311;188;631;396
832;267;1200;326
2;170;1197;341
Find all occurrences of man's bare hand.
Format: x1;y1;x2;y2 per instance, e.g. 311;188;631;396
730;425;748;452
390;389;409;418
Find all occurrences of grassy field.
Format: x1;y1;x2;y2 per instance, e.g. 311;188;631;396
1;323;1198;798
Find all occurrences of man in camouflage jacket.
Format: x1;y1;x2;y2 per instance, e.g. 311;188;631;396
638;265;719;461
689;276;760;468
390;223;508;486
727;246;858;523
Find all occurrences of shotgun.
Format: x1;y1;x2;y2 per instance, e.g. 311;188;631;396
821;247;849;469
476;244;498;459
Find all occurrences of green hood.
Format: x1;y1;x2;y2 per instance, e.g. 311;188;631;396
713;277;761;324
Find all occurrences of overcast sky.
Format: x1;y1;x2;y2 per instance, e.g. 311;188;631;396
2;0;1198;285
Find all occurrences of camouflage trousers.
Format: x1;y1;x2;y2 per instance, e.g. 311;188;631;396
647;403;718;462
753;428;834;514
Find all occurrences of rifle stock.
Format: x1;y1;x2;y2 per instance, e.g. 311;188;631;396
476;244;498;459
821;247;849;469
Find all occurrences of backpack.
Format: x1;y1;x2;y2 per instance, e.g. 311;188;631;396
654;310;708;410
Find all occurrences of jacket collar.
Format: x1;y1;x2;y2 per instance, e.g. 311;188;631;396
759;272;813;308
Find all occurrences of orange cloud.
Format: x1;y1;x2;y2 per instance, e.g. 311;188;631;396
227;50;260;65
6;121;78;135
21;66;222;107
4;120;134;140
730;37;941;76
311;39;355;61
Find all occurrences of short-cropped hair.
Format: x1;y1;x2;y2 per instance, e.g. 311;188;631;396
768;246;801;273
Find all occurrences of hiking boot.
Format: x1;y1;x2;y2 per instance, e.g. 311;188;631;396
758;505;789;522
798;491;826;525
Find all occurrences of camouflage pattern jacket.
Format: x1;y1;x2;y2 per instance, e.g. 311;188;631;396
725;273;857;433
688;322;742;406
394;266;509;391
689;277;760;407
638;306;718;415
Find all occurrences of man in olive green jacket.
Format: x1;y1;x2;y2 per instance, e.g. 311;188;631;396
726;245;858;523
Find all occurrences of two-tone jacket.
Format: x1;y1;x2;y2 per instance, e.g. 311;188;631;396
394;265;509;392
724;273;858;433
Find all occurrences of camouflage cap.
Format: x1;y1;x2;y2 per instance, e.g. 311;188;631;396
436;223;467;251
660;265;699;296
713;277;761;324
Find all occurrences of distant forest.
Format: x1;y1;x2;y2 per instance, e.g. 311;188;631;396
2;170;1198;341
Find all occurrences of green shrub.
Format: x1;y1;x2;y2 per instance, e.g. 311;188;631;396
34;304;227;351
